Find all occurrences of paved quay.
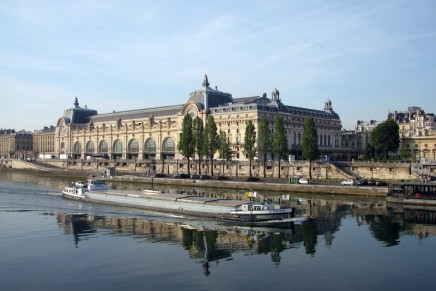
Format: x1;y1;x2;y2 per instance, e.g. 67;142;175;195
108;175;388;197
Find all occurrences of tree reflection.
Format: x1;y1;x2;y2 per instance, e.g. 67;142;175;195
302;220;318;256
366;215;400;247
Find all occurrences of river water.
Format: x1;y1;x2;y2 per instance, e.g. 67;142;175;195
1;170;435;291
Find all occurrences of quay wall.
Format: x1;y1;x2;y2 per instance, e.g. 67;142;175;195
1;158;416;181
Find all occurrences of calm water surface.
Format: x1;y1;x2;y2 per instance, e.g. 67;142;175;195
1;170;435;291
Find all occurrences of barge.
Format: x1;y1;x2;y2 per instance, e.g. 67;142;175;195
387;182;436;206
62;178;296;223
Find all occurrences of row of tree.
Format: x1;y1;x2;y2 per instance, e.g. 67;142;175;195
177;115;229;176
179;114;401;178
178;114;322;179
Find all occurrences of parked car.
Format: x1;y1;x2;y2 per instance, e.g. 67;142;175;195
190;174;200;179
357;179;368;185
375;180;387;186
298;178;310;184
367;179;376;186
199;175;212;180
247;176;260;182
341;179;354;186
216;176;229;180
174;173;189;179
151;173;166;178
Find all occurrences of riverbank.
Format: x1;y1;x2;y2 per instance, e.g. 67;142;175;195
1;167;388;197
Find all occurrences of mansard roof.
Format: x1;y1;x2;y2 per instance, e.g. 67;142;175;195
90;104;183;123
187;74;233;111
62;97;98;124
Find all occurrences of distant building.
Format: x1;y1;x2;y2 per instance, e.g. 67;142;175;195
33;126;56;158
341;120;380;160
388;106;436;160
0;129;33;159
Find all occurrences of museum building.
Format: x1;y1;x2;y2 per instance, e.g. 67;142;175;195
54;75;343;162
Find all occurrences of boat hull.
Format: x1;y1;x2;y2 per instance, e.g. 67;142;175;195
61;189;295;223
62;191;87;201
386;195;436;206
229;209;294;222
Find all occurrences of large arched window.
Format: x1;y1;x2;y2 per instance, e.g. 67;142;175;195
73;141;82;159
112;139;123;160
144;138;156;153
143;138;156;160
127;139;139;160
161;137;175;160
128;139;139;153
162;137;175;152
85;141;94;154
99;140;108;153
74;142;82;154
113;139;122;153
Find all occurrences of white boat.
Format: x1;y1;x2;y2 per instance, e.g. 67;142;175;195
62;185;88;200
230;201;294;222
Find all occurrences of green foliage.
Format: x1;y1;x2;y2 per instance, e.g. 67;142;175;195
272;116;288;159
218;130;228;160
302;117;319;161
243;120;257;177
177;114;194;174
177;114;194;159
302;117;319;179
258;117;271;160
192;117;204;159
258;117;271;177
203;115;219;175
371;119;400;159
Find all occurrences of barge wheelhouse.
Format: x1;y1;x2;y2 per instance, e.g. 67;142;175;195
387;182;436;206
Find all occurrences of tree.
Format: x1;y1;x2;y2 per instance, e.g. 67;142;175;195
243;120;257;177
371;119;400;159
272;116;288;178
258;117;271;178
203;115;219;176
218;130;229;175
192;116;204;174
177;114;194;175
302;117;319;179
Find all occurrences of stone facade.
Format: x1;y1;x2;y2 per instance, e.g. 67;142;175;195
0;129;33;159
54;76;344;172
33;126;56;158
388;106;436;161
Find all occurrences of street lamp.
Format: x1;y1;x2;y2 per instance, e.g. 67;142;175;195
371;159;374;179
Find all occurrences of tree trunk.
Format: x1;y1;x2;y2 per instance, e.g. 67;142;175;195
187;158;190;175
210;155;214;176
249;158;252;177
278;158;281;178
263;153;267;177
309;160;312;179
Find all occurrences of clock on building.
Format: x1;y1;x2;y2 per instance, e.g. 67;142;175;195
187;109;197;119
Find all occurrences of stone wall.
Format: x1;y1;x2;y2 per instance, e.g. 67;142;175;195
22;158;417;181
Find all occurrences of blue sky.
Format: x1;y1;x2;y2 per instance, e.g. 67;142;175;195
1;0;435;131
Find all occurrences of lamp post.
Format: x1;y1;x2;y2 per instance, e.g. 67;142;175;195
371;159;374;179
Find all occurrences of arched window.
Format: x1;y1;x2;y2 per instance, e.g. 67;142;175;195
99;140;108;153
128;139;139;153
161;137;175;160
144;138;156;153
73;141;82;159
113;139;122;153
73;142;82;154
85;141;94;154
